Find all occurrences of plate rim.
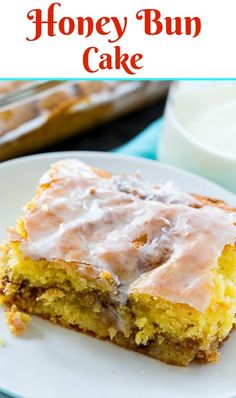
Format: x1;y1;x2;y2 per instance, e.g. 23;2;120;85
0;150;235;203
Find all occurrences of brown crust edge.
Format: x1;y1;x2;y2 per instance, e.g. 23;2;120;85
193;194;236;213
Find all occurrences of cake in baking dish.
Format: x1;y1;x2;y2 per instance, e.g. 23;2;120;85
0;81;168;161
1;159;236;366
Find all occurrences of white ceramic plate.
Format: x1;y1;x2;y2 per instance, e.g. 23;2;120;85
0;151;236;398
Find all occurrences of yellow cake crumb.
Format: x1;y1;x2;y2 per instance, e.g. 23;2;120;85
5;305;31;336
38;288;66;305
108;327;118;340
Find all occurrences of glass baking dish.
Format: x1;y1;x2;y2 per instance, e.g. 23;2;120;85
0;80;169;161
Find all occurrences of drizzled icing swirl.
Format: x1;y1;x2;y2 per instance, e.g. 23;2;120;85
15;159;236;312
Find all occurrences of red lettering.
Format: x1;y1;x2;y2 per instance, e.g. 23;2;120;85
83;46;143;75
136;9;163;35
96;17;111;36
76;17;94;38
130;53;143;70
26;9;42;41
113;46;142;75
47;3;60;36
109;17;127;43
185;17;201;38
26;2;61;41
114;47;131;74
59;17;75;35
83;47;99;73
165;17;182;36
136;9;201;38
99;53;113;70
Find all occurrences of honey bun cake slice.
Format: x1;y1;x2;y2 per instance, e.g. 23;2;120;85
1;159;236;366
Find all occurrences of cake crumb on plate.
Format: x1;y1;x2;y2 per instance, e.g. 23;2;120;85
5;305;31;336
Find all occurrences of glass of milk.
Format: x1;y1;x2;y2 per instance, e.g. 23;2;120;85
159;81;236;193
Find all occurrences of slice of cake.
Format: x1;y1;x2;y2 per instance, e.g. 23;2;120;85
1;159;236;366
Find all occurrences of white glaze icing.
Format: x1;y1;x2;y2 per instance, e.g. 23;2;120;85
15;159;236;312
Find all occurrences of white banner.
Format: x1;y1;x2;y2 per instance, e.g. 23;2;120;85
0;0;235;78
